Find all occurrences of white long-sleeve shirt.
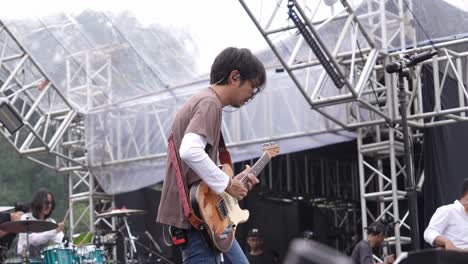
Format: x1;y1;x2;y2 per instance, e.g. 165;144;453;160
179;132;229;194
17;213;64;258
423;200;468;249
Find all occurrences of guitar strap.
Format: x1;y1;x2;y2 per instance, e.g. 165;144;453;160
167;132;232;230
218;132;232;166
167;133;204;230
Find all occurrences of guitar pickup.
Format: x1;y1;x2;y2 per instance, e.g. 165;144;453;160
216;199;228;220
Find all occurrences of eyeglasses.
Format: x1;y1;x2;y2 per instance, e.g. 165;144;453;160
248;81;262;100
251;87;261;97
44;200;53;206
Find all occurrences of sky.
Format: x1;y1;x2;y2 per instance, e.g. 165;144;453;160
0;0;466;72
0;0;365;72
0;0;269;72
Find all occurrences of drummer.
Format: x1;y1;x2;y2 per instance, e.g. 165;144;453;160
17;189;65;258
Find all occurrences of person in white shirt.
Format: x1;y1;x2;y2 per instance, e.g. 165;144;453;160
17;188;65;258
424;178;468;250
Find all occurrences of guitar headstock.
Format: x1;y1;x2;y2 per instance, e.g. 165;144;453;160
262;142;280;158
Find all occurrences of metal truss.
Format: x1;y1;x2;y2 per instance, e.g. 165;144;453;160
357;125;411;255
86;102;170;167
236;151;360;252
68;169;114;237
0;21;81;171
239;0;468;255
0;19;115;243
43;13;127;240
65;46;117;240
0;0;466;257
66;47;114;112
238;0;419;129
356;42;468;254
238;0;380;120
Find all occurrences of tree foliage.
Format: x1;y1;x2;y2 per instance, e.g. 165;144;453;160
0;136;68;220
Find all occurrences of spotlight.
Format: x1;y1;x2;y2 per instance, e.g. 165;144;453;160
0;99;24;134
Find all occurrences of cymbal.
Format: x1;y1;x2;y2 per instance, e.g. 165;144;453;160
0;206;14;212
96;209;146;218
0;220;57;233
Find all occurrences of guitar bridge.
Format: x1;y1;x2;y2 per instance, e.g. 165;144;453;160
219;224;235;240
216;199;227;220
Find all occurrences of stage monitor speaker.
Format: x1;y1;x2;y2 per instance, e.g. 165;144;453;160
396;248;468;264
284;239;352;264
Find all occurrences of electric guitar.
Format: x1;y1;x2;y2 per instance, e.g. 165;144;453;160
189;143;280;252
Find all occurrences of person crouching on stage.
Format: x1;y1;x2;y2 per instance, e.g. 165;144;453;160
351;221;394;264
424;178;468;250
17;188;65;258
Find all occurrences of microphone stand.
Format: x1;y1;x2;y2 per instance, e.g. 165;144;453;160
396;68;420;250
385;50;437;250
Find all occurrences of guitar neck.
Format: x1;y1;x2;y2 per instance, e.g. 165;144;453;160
241;152;270;186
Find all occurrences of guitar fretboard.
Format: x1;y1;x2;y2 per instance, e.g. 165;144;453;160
241;152;270;187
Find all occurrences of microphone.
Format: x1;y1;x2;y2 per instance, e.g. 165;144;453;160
145;231;162;253
406;50;438;67
385;61;403;74
386;50;438;73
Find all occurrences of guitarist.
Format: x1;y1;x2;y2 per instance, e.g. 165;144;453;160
157;47;266;263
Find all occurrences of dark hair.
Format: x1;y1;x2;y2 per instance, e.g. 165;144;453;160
460;178;468;199
365;221;386;236
31;188;55;219
14;203;30;213
210;47;266;91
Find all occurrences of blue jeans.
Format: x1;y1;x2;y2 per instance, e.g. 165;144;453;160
180;229;249;264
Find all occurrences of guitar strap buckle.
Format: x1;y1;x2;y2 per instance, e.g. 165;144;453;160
169;226;188;246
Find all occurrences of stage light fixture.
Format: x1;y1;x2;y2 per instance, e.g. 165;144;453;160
288;1;345;89
0;99;24;134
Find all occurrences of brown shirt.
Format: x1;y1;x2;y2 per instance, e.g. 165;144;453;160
157;88;223;229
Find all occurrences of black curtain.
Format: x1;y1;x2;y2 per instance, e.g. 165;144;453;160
422;65;468;243
235;140;359;260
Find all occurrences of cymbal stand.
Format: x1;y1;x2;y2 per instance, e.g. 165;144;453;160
123;237;137;264
122;216;137;264
22;230;31;264
122;216;137;253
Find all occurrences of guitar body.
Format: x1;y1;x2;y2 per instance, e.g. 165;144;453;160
189;143;279;252
189;164;249;252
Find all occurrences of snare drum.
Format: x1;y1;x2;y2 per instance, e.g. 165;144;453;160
77;245;105;264
41;245;78;264
4;258;42;263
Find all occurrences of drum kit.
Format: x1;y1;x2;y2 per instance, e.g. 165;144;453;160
0;207;171;264
95;208;172;264
0;219;63;264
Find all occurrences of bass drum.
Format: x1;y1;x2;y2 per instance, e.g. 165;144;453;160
76;245;106;264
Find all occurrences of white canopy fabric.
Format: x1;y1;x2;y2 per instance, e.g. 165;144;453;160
2;0;467;193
